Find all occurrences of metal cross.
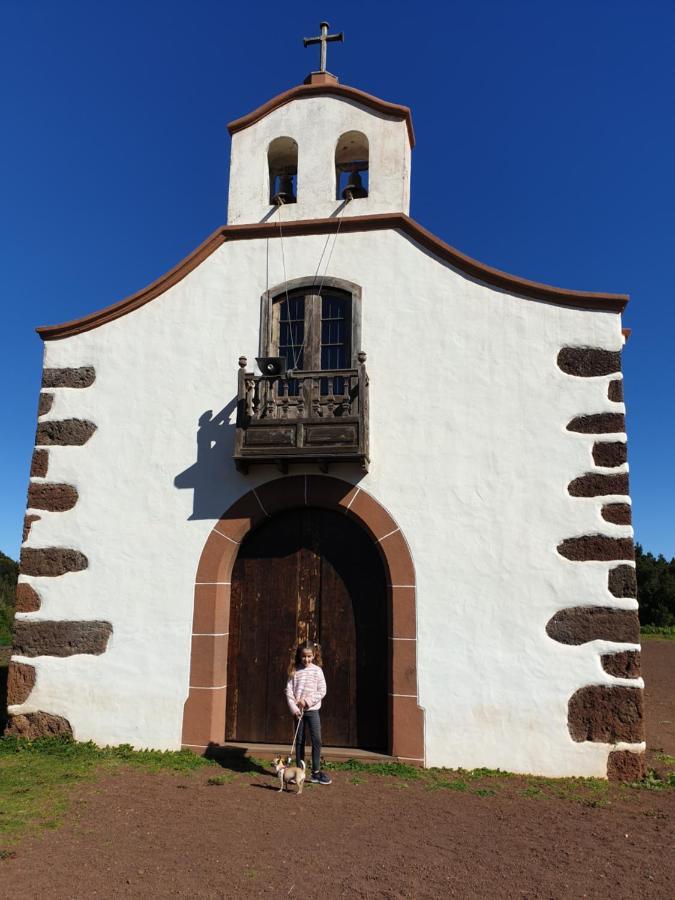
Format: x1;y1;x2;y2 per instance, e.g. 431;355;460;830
303;21;344;73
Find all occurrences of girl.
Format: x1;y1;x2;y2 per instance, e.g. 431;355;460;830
285;640;332;785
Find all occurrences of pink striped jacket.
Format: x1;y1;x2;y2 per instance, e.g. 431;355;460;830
285;663;327;715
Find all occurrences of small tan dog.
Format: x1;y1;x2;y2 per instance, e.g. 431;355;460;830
272;758;306;794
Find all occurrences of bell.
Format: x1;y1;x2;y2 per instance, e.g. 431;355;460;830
272;173;296;205
342;169;368;200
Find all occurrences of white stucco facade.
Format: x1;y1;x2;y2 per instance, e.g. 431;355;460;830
10;83;640;778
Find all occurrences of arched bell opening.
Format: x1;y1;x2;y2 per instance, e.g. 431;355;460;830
335;131;369;200
268;136;298;205
182;475;424;764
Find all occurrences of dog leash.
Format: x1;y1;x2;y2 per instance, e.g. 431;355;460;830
287;709;304;763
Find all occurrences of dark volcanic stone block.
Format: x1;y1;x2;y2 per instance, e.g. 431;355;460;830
38;393;54;416
608;380;624;402
20;548;88;577
15;583;41;612
12;620;112;657
30;449;49;477
568;685;643;743
601;503;632;525
608;565;637;598
557;348;621;377
557;535;634;561
568;473;628;497
22;514;40;543
7;662;36;704
607;750;646;782
35;419;97;446
4;712;73;740
592;442;628;468
546;607;639;645
42;367;96;388
27;483;78;512
601;650;641;678
566;413;625;434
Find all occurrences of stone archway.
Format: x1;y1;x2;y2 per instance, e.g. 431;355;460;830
181;475;424;763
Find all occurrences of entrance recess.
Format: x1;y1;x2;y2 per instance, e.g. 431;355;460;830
226;507;387;749
182;475;424;763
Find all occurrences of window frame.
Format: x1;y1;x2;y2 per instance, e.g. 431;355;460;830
260;276;362;371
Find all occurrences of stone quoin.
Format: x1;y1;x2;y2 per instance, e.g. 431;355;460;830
9;26;642;779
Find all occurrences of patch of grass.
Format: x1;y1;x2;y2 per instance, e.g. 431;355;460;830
348;775;366;785
627;769;672;791
207;774;235;786
324;759;423;780
521;786;543;797
0;735;218;846
472;788;496;797
640;626;675;641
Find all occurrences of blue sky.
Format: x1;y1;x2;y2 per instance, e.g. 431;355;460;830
1;1;674;560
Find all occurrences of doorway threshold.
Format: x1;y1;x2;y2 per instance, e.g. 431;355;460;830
211;741;396;764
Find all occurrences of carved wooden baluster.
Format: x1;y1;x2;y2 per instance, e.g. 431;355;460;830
327;376;335;416
280;378;289;419
264;379;275;419
297;375;305;419
251;377;261;419
312;374;321;419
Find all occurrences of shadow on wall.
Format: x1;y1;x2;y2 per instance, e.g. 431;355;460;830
174;397;239;520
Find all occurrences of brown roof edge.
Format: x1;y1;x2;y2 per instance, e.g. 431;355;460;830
227;82;416;148
37;213;628;341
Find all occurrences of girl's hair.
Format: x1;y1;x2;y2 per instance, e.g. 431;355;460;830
288;640;322;677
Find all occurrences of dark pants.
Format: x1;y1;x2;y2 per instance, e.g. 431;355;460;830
295;709;322;774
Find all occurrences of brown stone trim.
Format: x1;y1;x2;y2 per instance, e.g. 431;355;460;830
557;348;621;377
42;367;96;388
182;476;424;762
568;685;643;743
35;419;97;446
607;750;645;781
601;650;641;678
38;393;54;416
15;583;41;612
30;449;49;478
557;535;634;562
20;548;88;577
7;662;36;705
37;216;628;341
22;515;40;543
227;82;417;146
27;483;78;512
568;472;629;497
12;620;112;657
608;565;637;598
608;379;624;402
546;607;639;645
592;442;628;468
4;711;73;740
601;503;632;525
566;413;626;434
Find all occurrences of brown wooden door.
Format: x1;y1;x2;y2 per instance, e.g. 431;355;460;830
226;507;387;750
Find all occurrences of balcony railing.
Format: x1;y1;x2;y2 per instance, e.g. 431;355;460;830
234;352;369;472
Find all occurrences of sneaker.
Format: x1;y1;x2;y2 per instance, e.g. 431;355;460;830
311;771;332;785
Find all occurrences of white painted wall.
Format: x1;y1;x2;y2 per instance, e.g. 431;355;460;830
12;225;638;776
227;95;411;224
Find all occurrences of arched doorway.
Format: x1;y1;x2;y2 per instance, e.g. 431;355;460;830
226;506;387;749
182;475;424;764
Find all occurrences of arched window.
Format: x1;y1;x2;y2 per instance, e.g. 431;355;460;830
268;137;298;205
261;276;362;373
335;131;369;200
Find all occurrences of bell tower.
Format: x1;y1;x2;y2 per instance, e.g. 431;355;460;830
226;23;414;225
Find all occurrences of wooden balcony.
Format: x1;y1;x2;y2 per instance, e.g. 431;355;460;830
234;352;369;472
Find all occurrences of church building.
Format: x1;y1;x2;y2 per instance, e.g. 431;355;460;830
7;25;644;779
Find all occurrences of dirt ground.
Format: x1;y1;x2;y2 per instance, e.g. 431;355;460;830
3;641;674;899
